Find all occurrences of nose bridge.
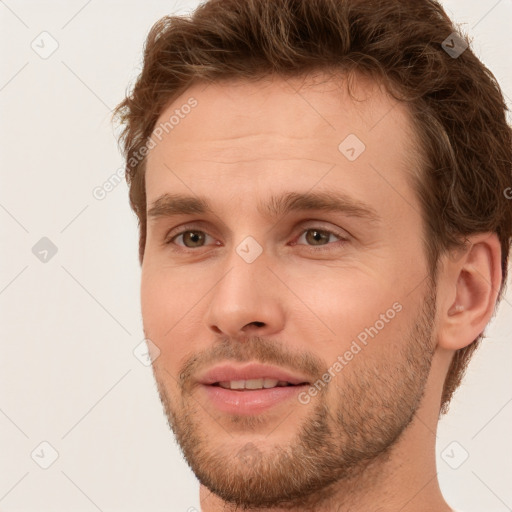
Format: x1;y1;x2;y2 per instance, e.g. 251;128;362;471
204;238;285;338
219;227;269;297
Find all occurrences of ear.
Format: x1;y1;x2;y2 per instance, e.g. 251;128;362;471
437;233;502;350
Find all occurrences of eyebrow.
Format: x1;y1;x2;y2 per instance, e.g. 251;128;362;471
147;190;380;223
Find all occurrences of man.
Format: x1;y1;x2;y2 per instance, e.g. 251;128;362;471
113;0;511;510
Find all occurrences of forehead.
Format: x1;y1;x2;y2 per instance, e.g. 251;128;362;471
145;72;422;214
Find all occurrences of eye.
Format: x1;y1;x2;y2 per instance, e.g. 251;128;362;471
293;227;347;248
164;224;349;252
167;229;216;248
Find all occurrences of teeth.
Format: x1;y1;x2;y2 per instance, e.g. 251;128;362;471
218;378;288;390
245;378;263;389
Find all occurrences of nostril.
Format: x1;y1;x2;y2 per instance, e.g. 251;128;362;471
250;322;265;328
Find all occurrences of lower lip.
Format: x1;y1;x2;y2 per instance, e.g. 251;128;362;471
200;384;308;415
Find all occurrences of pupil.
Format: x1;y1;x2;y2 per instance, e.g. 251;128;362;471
184;231;204;247
306;229;328;245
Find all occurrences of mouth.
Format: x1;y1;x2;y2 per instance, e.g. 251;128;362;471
197;363;311;415
212;378;307;390
201;382;310;415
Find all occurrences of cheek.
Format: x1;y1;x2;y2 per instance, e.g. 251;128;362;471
141;263;200;328
141;267;168;334
286;265;412;379
285;265;400;333
140;266;198;365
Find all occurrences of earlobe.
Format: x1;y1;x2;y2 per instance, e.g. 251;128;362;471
438;233;502;351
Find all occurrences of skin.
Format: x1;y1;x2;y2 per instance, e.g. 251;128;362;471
140;72;501;511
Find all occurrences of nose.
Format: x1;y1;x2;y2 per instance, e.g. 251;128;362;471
204;253;286;340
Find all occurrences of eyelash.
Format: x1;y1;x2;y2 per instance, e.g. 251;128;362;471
164;224;349;252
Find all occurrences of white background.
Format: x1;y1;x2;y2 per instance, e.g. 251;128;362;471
0;1;511;511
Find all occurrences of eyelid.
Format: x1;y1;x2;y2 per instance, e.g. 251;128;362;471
293;221;351;241
164;222;217;246
164;220;351;248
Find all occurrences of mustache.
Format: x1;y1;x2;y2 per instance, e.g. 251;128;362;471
178;336;327;389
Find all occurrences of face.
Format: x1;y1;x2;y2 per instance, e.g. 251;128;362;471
141;73;438;508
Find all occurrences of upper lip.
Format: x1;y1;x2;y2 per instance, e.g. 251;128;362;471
198;363;311;386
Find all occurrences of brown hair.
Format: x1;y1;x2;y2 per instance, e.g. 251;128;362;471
113;0;512;414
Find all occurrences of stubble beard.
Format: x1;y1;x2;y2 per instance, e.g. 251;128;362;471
152;284;437;509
